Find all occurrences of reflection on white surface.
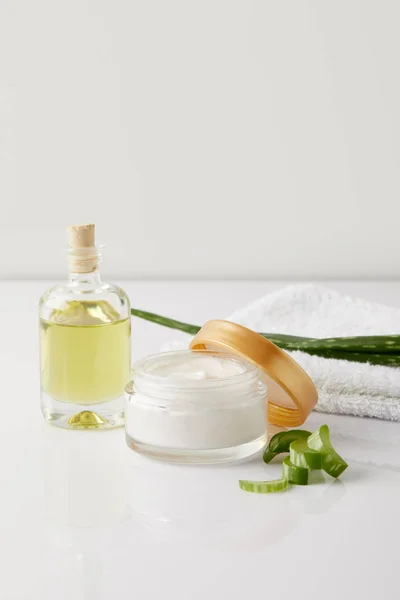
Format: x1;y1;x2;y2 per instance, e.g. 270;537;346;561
42;427;128;600
39;540;106;600
127;453;301;549
76;554;104;600
125;448;350;551
6;411;397;600
43;426;128;528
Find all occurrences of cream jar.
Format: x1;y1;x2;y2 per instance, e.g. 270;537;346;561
125;350;267;464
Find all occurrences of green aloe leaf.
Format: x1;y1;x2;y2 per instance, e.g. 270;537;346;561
131;308;400;367
131;308;200;336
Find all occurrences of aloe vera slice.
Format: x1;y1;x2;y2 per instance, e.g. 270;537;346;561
239;478;289;494
282;456;309;485
263;429;312;464
290;439;322;469
307;425;348;478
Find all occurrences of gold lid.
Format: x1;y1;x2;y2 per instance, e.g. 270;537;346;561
189;320;318;427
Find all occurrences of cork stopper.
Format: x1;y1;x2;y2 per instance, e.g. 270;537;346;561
67;224;99;273
68;223;95;249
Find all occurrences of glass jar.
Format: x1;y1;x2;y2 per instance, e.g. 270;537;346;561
125;350;267;464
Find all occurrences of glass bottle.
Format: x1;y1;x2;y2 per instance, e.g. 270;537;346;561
39;224;131;429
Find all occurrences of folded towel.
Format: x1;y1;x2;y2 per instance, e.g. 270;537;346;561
165;284;400;421
227;284;400;421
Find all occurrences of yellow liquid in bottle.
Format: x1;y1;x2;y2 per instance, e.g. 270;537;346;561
40;300;131;405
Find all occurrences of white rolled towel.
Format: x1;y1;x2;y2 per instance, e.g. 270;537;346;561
227;284;400;421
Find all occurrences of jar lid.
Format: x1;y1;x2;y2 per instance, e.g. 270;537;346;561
189;320;318;427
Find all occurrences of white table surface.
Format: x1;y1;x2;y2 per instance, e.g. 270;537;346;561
1;280;400;600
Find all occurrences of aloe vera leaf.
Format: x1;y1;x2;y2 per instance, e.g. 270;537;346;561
259;334;400;356
263;430;312;464
131;309;400;366
131;309;316;344
266;343;400;365
298;335;400;353
307;425;348;478
261;334;400;354
282;456;309;485
239;478;289;493
258;333;315;344
131;308;201;335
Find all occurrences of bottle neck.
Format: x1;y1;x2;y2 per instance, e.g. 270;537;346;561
68;270;102;289
67;245;102;288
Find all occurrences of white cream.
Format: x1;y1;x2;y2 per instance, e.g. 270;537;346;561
125;351;267;463
163;355;246;382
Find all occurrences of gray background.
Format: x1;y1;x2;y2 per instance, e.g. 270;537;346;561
0;0;398;279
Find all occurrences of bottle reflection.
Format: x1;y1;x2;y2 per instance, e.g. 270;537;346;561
43;426;128;599
44;427;127;528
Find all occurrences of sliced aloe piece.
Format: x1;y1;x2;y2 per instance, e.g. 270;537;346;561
282;456;309;485
321;454;348;478
239;478;289;494
263;429;312;464
290;438;322;469
307;425;348;478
